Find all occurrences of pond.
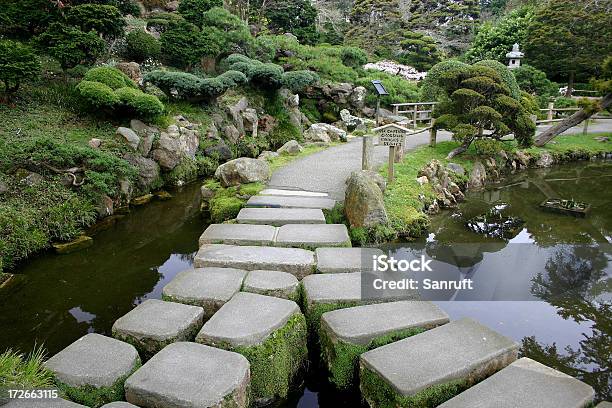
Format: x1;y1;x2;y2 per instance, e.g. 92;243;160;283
0;161;610;406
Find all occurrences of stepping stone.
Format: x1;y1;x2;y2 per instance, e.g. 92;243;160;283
438;357;595;408
101;403;139;408
320;301;449;389
196;292;307;403
302;272;418;333
2;398;87;407
275;224;351;249
597;403;612;408
316;247;384;273
125;342;249;408
260;188;329;197
246;195;336;210
236;208;326;226
359;318;519;408
112;299;204;359
45;333;140;406
242;270;299;300
194;244;315;279
198;224;276;246
162;267;247;319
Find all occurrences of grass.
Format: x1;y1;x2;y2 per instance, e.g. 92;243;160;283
0;346;54;395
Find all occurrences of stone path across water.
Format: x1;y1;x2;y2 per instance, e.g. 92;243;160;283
236;207;326;226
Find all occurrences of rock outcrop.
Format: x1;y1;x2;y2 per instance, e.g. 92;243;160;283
215;158;271;187
304;123;347;144
344;171;388;228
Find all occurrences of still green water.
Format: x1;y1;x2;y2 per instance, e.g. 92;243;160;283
0;162;610;405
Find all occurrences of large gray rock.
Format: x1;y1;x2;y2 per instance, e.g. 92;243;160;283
45;333;140;389
277;140;303;155
125;342;250;408
112;299;204;358
214;158;270;187
194;244;315;279
204;141;233;162
247;195;336;210
130;119;159;157
116;127;140;151
596;403;612;408
2;398;87;407
101;403;139;408
438;358;595;408
162;268;247;319
242;270;299;300
198;224;277;246
275;224;351;249
447;162;465;176
227;96;249;135
468;161;487;190
237;208;326;226
196;292;300;347
340;109;364;130
304;123;347;143
344;170;388;228
350;86;367;109
151;126;199;171
360;318;519;407
315;247;384;273
124;154;160;192
536;151;554;168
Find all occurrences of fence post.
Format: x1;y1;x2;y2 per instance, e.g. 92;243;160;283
362;135;373;170
413;105;418;130
429;128;437;147
393;105;399;115
547;101;554;122
583;119;589;136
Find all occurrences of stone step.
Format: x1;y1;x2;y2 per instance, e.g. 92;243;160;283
246;195;336;210
236;208;326;226
44;333;140;407
162;267;247;319
315;247;384;273
101;403;139;408
112;299;204;359
194;244;315;279
276;224;351;249
359;318;519;408
196;292;307;403
259;188;330;198
320;301;449;389
242;270;299;300
2;398;87;407
438;357;595;408
597;403;612;408
198;224;276;246
125;342;250;408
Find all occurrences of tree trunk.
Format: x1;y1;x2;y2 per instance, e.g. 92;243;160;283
565;71;575;97
534;93;612;147
446;138;473;159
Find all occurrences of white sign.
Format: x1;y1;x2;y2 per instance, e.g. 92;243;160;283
379;127;406;147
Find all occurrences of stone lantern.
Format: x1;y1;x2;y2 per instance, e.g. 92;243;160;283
506;43;524;70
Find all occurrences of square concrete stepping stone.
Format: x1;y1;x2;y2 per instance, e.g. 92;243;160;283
359;318;519;408
198;224;276;246
101;403;139;408
247;195;336;210
597;403;612;408
162;267;247;319
438;357;594;408
260;188;329;197
124;342;250;408
2;398;87;407
236;208;326;226
242;270;299;300
196;292;307;404
44;333;140;406
275;224;351;249
112;299;204;359
320;301;449;389
194;244;315;279
316;247;384;273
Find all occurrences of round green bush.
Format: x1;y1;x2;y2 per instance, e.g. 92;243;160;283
199;78;227;98
218;70;248;87
143;70;204;99
474;60;521;100
282;70;319;92
125;30;161;62
340;46;367;68
250;63;284;89
420;59;470;101
83;66;137;90
76;80;119;108
115;87;164;118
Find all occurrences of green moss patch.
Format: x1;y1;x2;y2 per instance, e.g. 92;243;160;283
202;180;264;223
359;364;467;408
303;300;361;339
321;327;425;390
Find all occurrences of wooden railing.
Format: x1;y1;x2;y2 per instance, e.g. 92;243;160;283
390;102;437;130
537;102;580;124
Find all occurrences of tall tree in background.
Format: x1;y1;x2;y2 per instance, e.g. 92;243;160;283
397;31;444;71
262;0;319;44
524;0;612;96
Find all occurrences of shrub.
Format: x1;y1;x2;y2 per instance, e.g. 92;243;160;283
513;64;558;97
355;72;420;106
143;70;203;99
218;70;248;87
83;66;136;90
115;87;164;118
76;80;119;109
0;40;41;97
0;346;54;391
178;0;223;27
475;59;521;100
36;23;106;70
340;46;368;68
66;4;126;38
281;70;319;92
125;30;161;62
200;7;252;55
160;20;220;69
116;0;141;16
420;59;470;101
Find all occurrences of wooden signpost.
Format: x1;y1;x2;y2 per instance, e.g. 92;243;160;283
373;123;410;182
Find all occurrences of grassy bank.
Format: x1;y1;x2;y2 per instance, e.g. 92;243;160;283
381;132;612;240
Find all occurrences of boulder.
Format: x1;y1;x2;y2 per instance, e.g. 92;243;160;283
115;62;141;83
350;86;367;109
468;161;487;190
130;119;159;157
204;142;233;162
277;140;303;155
88;138;102;149
214;158;270;187
242;108;258;135
340;109;364;130
536;151;554;168
378;108;410;125
447;163;465;176
164;0;179;11
124;154;161;192
151;147;179;171
258;151;279;161
151;125;199;171
223;125;241;144
323;82;354;104
227;97;249;135
344;171;388;228
116;127;140;151
304;123;347;143
96;195;114;218
361;170;386;193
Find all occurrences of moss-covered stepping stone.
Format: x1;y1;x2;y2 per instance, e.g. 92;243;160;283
112;299;204;359
125;342;250;408
438;357;594;408
196;292;307;405
320;301;449;389
162;267;247;319
359;318;518;408
44;333;140;407
198;224;277;246
236;208;326;226
242;270;299;300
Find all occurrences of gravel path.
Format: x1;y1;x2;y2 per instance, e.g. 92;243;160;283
269;120;611;200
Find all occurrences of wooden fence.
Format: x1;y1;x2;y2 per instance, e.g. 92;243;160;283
390;102;437;130
537;102;580;125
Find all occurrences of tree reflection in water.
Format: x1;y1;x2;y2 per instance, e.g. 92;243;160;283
523;246;611;402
